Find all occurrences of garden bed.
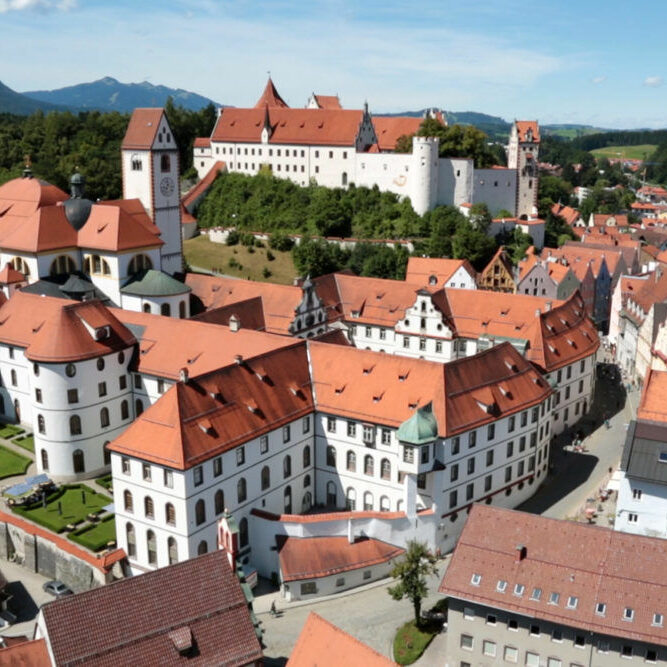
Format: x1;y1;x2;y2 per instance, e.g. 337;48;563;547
393;619;440;665
0;425;25;440
95;474;113;490
0;445;31;479
13;435;34;453
69;515;116;552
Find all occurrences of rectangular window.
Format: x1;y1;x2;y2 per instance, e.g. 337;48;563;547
467;457;475;475
519;436;526;452
35;388;42;403
628;512;638;522
142;463;151;481
503;646;518;663
237;446;245;466
365;326;372;337
421;446;429;464
163;468;173;488
327;416;336;433
302;416;310;434
487;423;495;440
525;652;539;667
119;375;127;390
121;457;130;475
449;490;457;508
379;328;386;340
506;441;514;458
300;582;316;595
403;445;415;463
566;596;578;609
530;624;540;636
632;488;642;500
363;424;375;445
486;450;494;466
98;381;107;397
381;428;391;445
520;411;527;427
193;466;203;486
347;421;356;438
460;634;473;650
469;431;476;448
403;336;409;348
450;464;459;482
157;379;165;394
574;634;585;647
260;435;268;454
508;415;515;432
466;482;473;501
484;474;492;491
67;389;78;404
419;338;426;351
482;640;496;657
463;606;475;620
435;341;442;353
452;437;460;455
213;456;222;476
531;407;538;423
505;466;512;483
134;373;141;389
486;613;496;624
283;425;291;442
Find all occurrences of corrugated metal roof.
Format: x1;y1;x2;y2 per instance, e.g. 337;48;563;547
621;419;667;484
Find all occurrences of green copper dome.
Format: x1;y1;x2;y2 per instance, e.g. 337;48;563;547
397;402;439;445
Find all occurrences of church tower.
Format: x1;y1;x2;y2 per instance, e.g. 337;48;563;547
508;120;540;218
121;109;183;274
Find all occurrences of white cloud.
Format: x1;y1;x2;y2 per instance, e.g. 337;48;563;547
0;0;75;12
591;75;606;84
643;76;663;87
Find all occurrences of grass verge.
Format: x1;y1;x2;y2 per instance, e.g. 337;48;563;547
393;619;439;665
0;445;31;479
69;515;116;552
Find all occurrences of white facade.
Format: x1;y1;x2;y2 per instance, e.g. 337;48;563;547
616;472;667;539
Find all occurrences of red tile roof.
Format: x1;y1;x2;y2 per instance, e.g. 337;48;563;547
212;107;366;146
191;296;267;331
440;504;667;647
480;246;515;282
372;116;422;151
121;108;165;150
0;263;25;284
193;137;211;148
312;94;342;110
40;550;263;667
0;293;136;363
0;637;50;666
255;77;289;108
0;177;68;221
591;213;629;227
542;245;618;279
278;536;404;582
288;613;396;667
515;120;540;143
405;257;475;287
0;205;77;253
181;161;226;211
551;203;580;226
637;368;667;422
108;341;313;469
98;198;162;237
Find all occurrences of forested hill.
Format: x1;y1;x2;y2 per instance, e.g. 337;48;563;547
0;80;64;115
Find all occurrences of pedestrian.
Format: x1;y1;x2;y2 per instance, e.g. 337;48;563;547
270;600;277;616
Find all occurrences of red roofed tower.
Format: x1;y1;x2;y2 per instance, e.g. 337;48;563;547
508;120;540;218
254;77;289;108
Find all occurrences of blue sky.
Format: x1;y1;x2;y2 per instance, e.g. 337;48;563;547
1;0;666;128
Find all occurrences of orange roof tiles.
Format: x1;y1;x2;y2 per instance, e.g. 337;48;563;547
547;261;573;285
255;77;289;108
78;203;163;252
0;176;68;222
212;107;365;146
279;536;404;582
480;246;514;281
542;246;618;279
108;342;313;469
312;94;342;110
626;269;667;316
515;120;540;143
191;296;267;331
440;504;667;647
186;273;302;335
0;638;50;665
591;213;629;227
121;108;165;150
405;257;475;287
193;137;211;148
372;116;422;151
637;369;667;422
0;263;25;284
0;205;77;253
288;613;396;667
98;198;161;236
551;203;580;225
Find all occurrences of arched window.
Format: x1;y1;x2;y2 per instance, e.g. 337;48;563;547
146;530;157;565
302;491;312;512
363;491;373;511
72;449;85;474
261;466;270;491
304;473;311;487
283;455;291;479
69;415;82;436
303;445;311;468
103;441;111;466
342;172;348;186
13;399;20;423
168;537;178;564
165;502;176;525
121;400;129;420
239;517;249;548
161;154;171;172
197;540;208;555
346;450;356;472
364;455;374;476
128;254;153;275
326;445;336;467
126;523;136;557
346;487;356;511
144;496;154;519
381;458;391;481
100;407;110;428
179;301;186;319
143;303;151;313
284;486;292;514
37;414;45;435
10;369;17;386
326;481;336;506
11;257;29;277
40;449;49;472
237;477;247;503
215;489;225;515
380;496;390;512
135;399;144;417
160;303;171;317
124;489;133;513
195;499;206;525
49;255;76;276
85;254;111;276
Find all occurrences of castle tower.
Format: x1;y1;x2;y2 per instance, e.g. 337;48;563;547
508;120;540;218
410;136;440;216
121;109;183;274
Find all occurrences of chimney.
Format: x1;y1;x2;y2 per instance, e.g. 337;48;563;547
179;367;189;384
515;544;527;562
545;301;552;311
234;354;243;365
535;308;541;317
229;314;240;332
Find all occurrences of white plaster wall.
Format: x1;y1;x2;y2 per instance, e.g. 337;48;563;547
472;168;518;216
616;473;667;539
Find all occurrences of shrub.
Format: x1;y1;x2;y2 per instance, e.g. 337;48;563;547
240;233;256;247
226;230;240;246
269;231;295;251
247;245;255;254
262;267;272;279
266;250;275;261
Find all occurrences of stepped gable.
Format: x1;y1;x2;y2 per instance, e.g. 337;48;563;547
254;77;289;108
440;504;667;647
108;341;312;469
372;116;422;151
40;550;263;667
121;108;164;150
186;273;302;335
78;203;163;252
0;204;77;253
112;306;295;380
288;612;396;667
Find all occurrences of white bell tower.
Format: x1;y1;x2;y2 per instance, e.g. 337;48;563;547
121;109;183;274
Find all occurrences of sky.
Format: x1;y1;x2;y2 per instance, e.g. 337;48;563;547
1;0;666;128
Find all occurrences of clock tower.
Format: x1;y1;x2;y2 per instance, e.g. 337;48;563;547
121;108;183;274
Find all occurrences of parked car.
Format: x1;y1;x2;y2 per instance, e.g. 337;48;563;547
42;581;73;597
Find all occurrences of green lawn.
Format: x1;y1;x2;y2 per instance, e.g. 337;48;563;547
69;515;116;552
591;144;656;161
393;620;439;665
13;484;111;533
13;435;34;453
0;445;31;479
184;235;297;285
0;424;25;439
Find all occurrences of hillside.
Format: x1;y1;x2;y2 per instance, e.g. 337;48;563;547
23;76;222;112
0;80;64;115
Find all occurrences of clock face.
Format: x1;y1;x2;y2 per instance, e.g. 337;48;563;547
160;176;175;197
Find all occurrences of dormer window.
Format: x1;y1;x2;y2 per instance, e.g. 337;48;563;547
566;596;578;609
496;580;507;593
513;584;525;597
549;592;560;605
470;573;481;586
